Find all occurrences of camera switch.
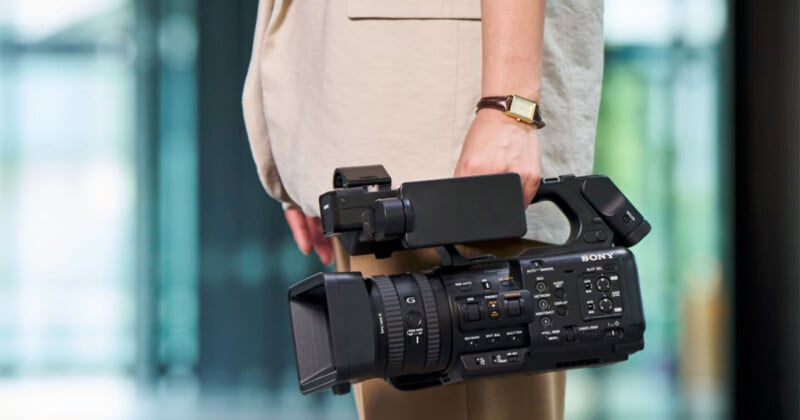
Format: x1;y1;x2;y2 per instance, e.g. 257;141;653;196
465;303;481;322
564;327;576;342
505;298;522;316
491;354;508;364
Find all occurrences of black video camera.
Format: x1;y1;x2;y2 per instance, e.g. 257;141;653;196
289;165;651;395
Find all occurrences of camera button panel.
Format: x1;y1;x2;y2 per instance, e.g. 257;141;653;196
580;272;624;320
460;327;527;352
461;349;527;372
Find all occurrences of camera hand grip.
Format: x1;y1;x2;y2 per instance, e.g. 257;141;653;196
531;175;650;249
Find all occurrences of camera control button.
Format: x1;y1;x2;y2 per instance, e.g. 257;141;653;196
405;311;423;328
488;309;501;320
535;281;548;293
464;336;481;348
537;299;550;311
596;277;611;292
540;316;552;328
505;298;522;316
583;230;607;243
465;303;481;322
599;298;614;313
556;305;568;316
554;288;566;299
506;330;524;343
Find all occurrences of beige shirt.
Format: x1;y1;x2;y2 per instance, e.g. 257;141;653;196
243;0;604;244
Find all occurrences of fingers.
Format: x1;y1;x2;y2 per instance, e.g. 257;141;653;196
520;169;541;206
285;208;312;255
284;209;333;265
306;216;333;266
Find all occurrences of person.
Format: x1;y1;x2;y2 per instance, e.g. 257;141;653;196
243;1;604;419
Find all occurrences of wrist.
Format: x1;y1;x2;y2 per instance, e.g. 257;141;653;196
473;108;538;134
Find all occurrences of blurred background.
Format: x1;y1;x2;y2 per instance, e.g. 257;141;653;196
0;0;797;419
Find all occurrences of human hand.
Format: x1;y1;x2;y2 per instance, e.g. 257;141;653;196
454;109;542;205
284;208;333;266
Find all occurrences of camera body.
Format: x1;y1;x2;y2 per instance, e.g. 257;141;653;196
289;166;650;395
389;246;644;391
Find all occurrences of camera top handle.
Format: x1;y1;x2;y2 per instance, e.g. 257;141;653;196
530;175;651;254
321;166;650;258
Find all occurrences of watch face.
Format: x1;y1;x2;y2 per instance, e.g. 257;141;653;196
508;95;537;123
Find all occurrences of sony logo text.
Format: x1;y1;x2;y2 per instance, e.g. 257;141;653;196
581;252;614;262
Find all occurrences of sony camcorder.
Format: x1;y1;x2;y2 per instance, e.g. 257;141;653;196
288;165;651;395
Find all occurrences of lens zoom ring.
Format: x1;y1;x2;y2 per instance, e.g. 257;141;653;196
413;273;440;371
373;275;404;376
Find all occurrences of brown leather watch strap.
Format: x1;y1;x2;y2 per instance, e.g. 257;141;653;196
476;95;545;128
476;96;513;112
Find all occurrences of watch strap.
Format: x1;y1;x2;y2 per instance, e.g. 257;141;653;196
476;96;513;112
476;95;545;129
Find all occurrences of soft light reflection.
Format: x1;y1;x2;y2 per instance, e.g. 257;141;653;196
3;0;127;41
84;162;133;219
0;376;136;420
605;0;726;47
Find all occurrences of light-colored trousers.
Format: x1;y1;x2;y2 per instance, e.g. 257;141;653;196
333;239;566;420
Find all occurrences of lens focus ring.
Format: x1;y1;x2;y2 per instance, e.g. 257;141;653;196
413;273;440;371
372;275;404;376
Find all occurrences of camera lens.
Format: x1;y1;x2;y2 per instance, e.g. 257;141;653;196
368;273;451;377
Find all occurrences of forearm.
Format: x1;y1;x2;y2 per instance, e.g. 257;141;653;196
480;0;545;100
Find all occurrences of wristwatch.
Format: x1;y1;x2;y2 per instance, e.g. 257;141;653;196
476;95;545;128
